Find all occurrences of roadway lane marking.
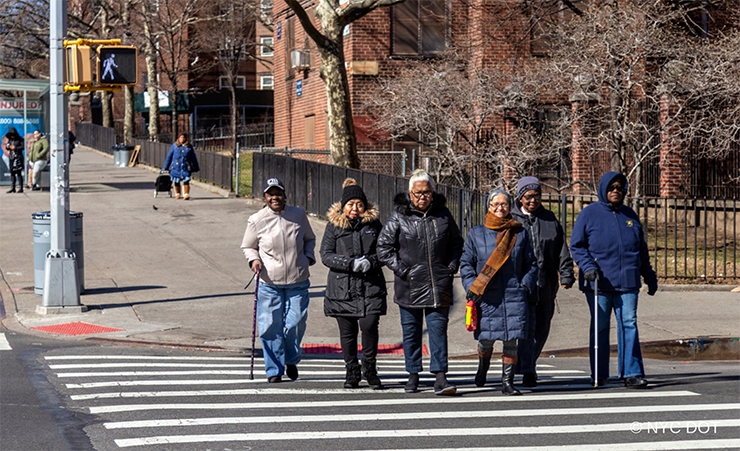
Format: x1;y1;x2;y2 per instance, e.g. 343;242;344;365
114;419;740;447
51;362;565;371
0;333;10;350
103;402;740;429
88;390;699;413
55;369;584;378
370;439;740;451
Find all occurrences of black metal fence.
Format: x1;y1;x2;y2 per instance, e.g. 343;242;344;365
255;152;739;281
77;123;233;191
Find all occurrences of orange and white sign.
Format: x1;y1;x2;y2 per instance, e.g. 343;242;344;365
0;99;43;112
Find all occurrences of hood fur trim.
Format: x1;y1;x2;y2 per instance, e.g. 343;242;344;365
327;201;380;228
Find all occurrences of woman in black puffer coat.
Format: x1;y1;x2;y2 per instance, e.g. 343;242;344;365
377;169;464;396
320;179;387;390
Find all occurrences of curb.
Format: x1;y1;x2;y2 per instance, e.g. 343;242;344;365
656;284;740;292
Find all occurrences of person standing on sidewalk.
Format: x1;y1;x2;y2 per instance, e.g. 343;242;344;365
570;171;658;389
511;177;575;387
377;169;464;396
241;177;316;383
4;127;24;193
460;190;538;395
27;130;49;190
320;178;387;390
163;133;199;200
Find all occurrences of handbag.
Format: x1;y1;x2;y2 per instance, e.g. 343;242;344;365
465;299;478;332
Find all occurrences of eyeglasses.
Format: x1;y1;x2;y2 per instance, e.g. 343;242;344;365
607;185;624;193
490;202;510;210
522;194;541;201
411;190;433;199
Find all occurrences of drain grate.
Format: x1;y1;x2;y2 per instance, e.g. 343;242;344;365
302;343;428;355
30;322;125;336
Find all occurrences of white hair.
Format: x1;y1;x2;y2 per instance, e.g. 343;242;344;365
408;169;435;191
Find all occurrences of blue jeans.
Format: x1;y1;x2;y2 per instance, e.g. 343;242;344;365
399;306;449;374
257;280;310;377
586;290;645;380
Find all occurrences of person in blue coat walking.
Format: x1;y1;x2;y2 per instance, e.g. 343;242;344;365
164;133;199;200
460;189;538;394
570;172;658;389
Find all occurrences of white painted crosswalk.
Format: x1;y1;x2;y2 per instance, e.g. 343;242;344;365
42;353;740;450
0;333;11;350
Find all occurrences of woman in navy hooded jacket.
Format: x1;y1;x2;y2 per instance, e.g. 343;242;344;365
164;133;199;200
570;172;658;389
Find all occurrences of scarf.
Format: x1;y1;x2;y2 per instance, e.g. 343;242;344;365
467;212;521;301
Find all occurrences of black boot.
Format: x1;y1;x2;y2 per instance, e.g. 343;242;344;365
433;372;457;396
362;359;383;390
475;351;492;387
501;363;522;395
344;362;361;389
404;373;419;393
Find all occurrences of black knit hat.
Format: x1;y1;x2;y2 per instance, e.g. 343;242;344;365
341;178;367;208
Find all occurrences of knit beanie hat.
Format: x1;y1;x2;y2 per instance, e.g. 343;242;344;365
341;178;367;208
517;176;541;200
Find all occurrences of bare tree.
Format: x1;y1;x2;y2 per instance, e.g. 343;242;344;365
283;0;407;168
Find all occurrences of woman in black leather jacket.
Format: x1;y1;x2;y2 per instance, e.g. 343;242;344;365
320;179;386;390
377;169;464;395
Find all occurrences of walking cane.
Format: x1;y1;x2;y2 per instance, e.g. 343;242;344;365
593;273;599;388
250;269;260;380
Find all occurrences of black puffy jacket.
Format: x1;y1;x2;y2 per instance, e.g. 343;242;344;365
377;192;464;309
320;202;387;317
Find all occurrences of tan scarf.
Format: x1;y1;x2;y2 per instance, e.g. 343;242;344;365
467;212;521;301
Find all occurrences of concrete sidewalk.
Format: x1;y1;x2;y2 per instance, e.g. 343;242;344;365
1;147;738;359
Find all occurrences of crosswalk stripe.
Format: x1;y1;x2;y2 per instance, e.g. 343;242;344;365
113;419;740;447
0;333;10;350
55;369;583;378
50;362;569;371
370;440;740;451
103;402;740;429
88;390;699;413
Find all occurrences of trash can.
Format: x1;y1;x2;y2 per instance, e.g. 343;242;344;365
32;212;84;296
118;145;135;167
112;143;121;166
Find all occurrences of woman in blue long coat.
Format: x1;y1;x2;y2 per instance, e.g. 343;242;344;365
460;189;537;394
164;133;199;200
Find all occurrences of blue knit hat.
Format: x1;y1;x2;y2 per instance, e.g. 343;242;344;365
517;176;541;201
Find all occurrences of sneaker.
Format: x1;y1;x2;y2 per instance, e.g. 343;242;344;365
521;373;537;387
286;364;298;380
404;373;419;393
267;375;282;383
433;372;457;396
32;185;41;191
624;376;648;389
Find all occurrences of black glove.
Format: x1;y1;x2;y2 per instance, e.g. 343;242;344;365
584;269;598;282
647;283;658;296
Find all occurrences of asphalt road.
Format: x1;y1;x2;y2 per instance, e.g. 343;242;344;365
1;331;739;451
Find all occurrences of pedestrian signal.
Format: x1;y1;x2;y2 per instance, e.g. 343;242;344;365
65;45;93;85
97;46;137;85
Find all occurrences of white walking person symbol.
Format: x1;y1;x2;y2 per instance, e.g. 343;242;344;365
102;54;118;80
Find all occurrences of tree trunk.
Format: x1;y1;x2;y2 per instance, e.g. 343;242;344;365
102;91;114;128
124;86;134;144
231;85;238;159
142;2;160;141
171;89;179;143
316;24;359;168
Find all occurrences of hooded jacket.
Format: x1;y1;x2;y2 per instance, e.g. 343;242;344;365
570;172;658;293
377;192;464;309
4;127;24;172
511;202;575;303
164;142;199;179
320;201;387;317
241;205;316;286
460;223;538;342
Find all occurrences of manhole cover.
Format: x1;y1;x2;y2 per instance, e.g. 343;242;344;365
30;322;124;336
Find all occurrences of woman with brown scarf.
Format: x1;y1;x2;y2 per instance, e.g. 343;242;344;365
460;189;538;394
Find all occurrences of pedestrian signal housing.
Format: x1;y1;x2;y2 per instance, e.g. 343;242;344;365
65;45;93;85
97;46;138;85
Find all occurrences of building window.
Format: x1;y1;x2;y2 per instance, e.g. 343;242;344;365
220;76;246;90
531;0;590;56
260;37;274;57
392;0;447;56
260;76;274;90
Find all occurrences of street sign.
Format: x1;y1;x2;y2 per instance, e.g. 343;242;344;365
97;46;138;85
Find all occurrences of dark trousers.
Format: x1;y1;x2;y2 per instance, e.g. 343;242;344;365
517;295;555;375
336;314;380;365
9;171;23;190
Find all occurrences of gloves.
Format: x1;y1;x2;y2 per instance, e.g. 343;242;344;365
352;257;371;273
584;269;598;282
647;283;658;296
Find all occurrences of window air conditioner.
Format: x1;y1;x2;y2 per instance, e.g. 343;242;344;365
291;49;311;70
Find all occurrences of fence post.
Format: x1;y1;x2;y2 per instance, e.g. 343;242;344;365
412;148;416;172
235;142;240;196
401;151;406;176
561;193;567;231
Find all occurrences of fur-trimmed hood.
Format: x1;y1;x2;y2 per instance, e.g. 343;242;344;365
327;201;380;229
393;192;447;216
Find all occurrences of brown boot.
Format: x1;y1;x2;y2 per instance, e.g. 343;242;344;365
183;184;190;200
174;183;181;199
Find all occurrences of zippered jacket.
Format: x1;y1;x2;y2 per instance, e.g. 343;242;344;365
570;172;658;293
241;205;316;286
164;143;199;179
377;192;464;309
